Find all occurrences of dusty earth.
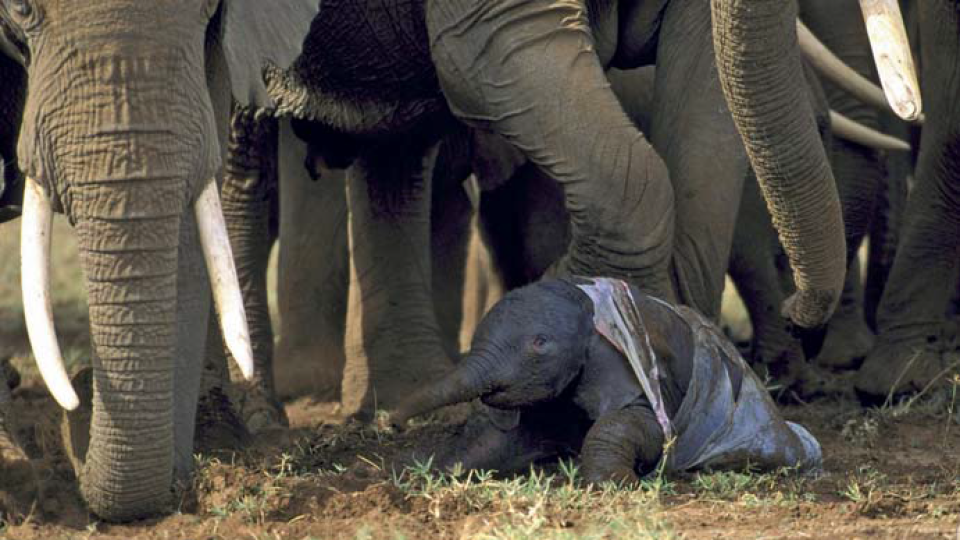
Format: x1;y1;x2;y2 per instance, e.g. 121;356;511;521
1;219;959;538
1;379;959;540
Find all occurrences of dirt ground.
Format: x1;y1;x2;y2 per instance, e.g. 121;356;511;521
1;219;959;539
2;380;959;540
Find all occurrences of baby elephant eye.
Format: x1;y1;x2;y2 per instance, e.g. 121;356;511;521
530;334;550;354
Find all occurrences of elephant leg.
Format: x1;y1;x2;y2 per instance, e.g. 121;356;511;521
195;313;250;454
0;364;26;465
0;372;35;519
478;163;571;291
274;122;350;402
428;0;675;300
341;143;453;417
430;131;475;362
856;1;960;401
816;258;874;370
799;0;882;370
219;108;287;432
406;405;585;475
856;160;960;400
728;177;804;380
728;176;839;399
649;0;748;320
866;125;913;332
581;404;663;485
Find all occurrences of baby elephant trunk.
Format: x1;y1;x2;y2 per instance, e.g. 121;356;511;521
390;353;494;427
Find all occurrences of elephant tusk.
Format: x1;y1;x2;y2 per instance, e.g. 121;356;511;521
797;21;923;126
195;179;255;381
21;177;80;411
858;0;922;122
830;110;910;152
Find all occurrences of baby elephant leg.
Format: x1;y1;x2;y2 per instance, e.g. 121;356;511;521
581;405;664;485
423;407;583;475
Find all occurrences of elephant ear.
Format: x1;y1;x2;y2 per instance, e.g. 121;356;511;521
221;0;318;108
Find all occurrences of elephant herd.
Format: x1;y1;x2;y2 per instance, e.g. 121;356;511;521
0;0;957;524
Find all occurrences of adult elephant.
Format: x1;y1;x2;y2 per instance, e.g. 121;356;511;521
855;0;960;401
263;0;858;415
0;0;318;522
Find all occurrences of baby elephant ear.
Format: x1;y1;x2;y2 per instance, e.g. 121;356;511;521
221;0;318;108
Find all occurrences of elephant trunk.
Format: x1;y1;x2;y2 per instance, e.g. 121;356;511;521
74;179;185;521
711;0;846;329
391;352;497;427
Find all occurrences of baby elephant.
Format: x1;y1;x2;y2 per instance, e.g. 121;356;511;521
390;278;821;484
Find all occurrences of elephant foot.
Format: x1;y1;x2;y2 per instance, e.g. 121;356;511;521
854;335;958;405
274;341;344;402
194;386;251;454
815;314;875;371
755;354;851;402
0;405;37;523
342;347;454;418
233;382;289;435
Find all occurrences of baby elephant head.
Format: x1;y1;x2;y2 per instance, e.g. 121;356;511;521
392;279;595;425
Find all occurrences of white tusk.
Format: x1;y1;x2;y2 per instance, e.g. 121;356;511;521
858;0;922;122
830;110;911;152
194;179;254;381
21;177;79;411
797;20;923;125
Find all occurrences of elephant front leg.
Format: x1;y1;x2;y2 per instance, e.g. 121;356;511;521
856;3;960;402
856;130;960;401
581;405;663;485
649;0;750;321
816;258;875;370
428;0;675;300
274;122;350;402
341;144;454;417
430;130;476;362
403;406;584;475
728;178;802;380
218;107;286;432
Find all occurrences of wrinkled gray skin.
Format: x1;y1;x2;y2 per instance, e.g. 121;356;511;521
855;0;960;401
212;111;474;424
263;0;846;415
391;279;819;482
727;0;881;394
0;0;316;522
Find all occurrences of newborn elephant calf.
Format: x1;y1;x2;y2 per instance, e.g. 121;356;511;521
391;278;821;484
